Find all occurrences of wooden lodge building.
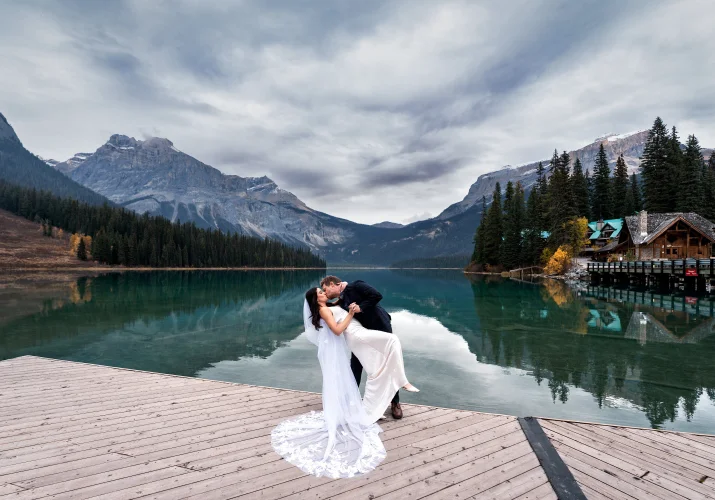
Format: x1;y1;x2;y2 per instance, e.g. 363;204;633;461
593;211;715;261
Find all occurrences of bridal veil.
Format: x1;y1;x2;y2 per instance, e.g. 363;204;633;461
270;301;386;478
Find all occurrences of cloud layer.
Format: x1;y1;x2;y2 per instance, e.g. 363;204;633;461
1;0;713;224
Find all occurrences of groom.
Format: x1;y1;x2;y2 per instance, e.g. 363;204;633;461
320;275;402;420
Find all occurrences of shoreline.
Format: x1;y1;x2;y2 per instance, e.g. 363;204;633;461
1;266;471;272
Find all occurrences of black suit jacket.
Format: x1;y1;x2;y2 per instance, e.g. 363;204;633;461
338;280;392;333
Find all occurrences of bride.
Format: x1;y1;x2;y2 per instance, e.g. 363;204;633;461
270;287;419;478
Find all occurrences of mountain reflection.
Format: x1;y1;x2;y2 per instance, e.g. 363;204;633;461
0;270;323;374
3;269;715;430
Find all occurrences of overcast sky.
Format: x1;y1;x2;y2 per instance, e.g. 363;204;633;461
1;0;713;224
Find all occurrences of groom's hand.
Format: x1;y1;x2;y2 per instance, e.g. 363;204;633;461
349;303;361;314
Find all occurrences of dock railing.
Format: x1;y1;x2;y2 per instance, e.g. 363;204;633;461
587;258;713;276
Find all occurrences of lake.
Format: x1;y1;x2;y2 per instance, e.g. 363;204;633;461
2;269;715;433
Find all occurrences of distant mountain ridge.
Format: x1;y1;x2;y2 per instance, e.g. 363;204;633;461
437;130;651;220
50;133;370;250
9;109;712;265
372;221;404;229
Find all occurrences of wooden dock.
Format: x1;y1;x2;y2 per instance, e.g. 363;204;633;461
2;357;715;499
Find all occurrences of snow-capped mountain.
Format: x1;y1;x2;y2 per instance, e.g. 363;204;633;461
49;153;93;175
43;125;711;265
52;134;363;250
437;130;650;220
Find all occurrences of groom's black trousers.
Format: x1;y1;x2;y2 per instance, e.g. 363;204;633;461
350;354;400;405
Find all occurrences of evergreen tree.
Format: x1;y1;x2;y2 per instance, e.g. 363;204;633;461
471;196;488;264
585;169;593;218
77;237;87;261
677;134;704;212
536;161;548;197
592;143;612;220
502;182;525;270
0;179;326;269
640;117;672;213
667;126;684;211
704;154;715;221
630;174;642;212
570;158;590;219
611;154;629;219
534;161;548;233
482;183;503;266
500;182;515;266
546;150;574;245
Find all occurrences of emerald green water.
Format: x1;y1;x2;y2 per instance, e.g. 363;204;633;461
2;269;715;432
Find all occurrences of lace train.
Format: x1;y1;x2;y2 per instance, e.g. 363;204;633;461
271;410;386;478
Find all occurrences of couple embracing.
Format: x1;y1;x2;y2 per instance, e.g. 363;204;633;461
271;276;419;478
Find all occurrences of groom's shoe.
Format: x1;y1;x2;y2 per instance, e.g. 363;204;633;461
391;402;403;420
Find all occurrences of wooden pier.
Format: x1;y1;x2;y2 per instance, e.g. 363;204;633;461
2;357;715;499
588;259;715;293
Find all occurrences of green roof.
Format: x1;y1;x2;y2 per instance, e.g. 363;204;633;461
588;219;623;240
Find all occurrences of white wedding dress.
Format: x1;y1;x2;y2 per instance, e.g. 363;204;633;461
270;303;409;478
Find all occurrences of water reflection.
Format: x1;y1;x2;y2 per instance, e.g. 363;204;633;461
0;271;323;375
466;276;715;429
2;270;715;432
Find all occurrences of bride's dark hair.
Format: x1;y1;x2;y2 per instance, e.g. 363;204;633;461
305;288;323;330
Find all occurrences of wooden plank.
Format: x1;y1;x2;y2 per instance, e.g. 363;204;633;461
550;439;694;499
322;435;532;500
0;386;272;437
267;419;521;500
0;383;229;422
87;455;296;500
0;386;272;445
541;420;715;497
6;462;190;500
0;381;225;417
4;357;715;500
561;451;678;500
0;383;213;420
0;386;267;433
538;416;715;440
621;427;715;463
572;422;715;477
0;374;202;403
356;439;535;500
543;419;715;482
0;391;312;452
568;467;631;500
0;369;159;389
0;396;321;468
23;466;192;500
424;453;539;500
513;481;558;500
0;483;25;495
518;416;586;500
2;395;319;464
1;387;307;440
0;453;131;485
471;466;549;499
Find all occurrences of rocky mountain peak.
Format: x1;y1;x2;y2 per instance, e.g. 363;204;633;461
436;129;655;221
104;134;140;150
142;137;175;150
0;112;21;144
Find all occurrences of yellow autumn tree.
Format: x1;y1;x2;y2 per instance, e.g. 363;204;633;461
69;233;93;258
544;245;572;275
563;217;589;252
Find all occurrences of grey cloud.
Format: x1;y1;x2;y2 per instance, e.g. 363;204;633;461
1;0;713;225
362;159;465;188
